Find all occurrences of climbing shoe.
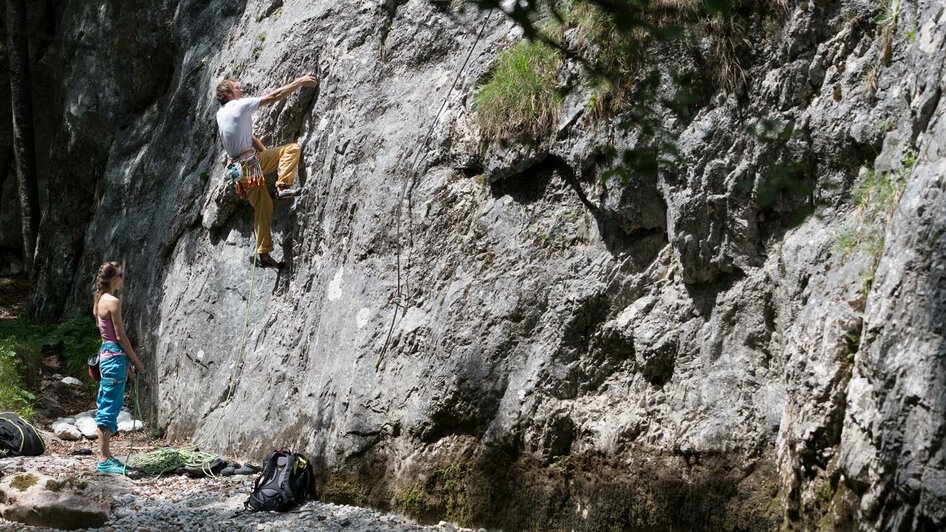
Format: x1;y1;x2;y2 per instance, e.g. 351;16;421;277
276;187;304;199
234;463;261;475
255;254;281;269
183;457;226;478
95;457;127;475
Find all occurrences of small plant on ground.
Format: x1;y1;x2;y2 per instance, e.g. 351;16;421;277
33;317;101;378
852;167;896;215
472;38;562;142
566;0;790;119
901;146;917;169
568;0;645;120
0;316;100;396
393;462;476;526
440;463;474;526
842;326;862;365
10;473;38;491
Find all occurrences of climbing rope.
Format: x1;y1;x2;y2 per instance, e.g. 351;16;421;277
124;370;221;477
121;373;142;476
376;8;494;370
405;7;494;193
120;224;260;475
128;447;219;477
197;241;260;447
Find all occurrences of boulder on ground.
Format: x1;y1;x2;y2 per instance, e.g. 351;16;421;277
117;419;143;432
53;423;82;441
0;471;109;530
52;417;76;427
74;417;98;439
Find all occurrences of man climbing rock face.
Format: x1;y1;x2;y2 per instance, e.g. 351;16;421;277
214;74;318;268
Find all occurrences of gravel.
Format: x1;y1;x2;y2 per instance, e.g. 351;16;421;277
0;455;463;531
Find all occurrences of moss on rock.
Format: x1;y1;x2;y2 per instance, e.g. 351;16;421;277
323;475;369;507
378;442;781;530
10;473;38;491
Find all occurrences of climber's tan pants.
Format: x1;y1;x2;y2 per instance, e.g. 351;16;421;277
257;142;300;189
245;185;273;254
242;143;301;254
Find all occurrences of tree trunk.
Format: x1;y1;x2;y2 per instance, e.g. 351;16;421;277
6;0;39;276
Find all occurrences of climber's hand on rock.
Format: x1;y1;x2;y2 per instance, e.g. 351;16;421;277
298;74;318;88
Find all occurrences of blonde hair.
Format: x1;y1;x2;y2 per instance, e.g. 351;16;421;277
215;78;237;105
93;261;122;311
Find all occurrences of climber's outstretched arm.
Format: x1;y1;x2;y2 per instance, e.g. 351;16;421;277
259;74;318;106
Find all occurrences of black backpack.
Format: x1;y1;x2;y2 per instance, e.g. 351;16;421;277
0;412;45;457
245;450;315;512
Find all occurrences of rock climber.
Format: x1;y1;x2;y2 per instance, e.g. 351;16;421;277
214;74;318;268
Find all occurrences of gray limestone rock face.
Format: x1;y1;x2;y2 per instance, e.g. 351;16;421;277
838;7;946;524
18;0;946;528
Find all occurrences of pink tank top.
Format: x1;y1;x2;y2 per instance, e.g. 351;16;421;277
96;313;119;344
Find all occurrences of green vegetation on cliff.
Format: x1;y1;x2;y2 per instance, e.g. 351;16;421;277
472;39;562;141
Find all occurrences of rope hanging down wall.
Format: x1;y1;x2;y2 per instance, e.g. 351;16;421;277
376;8;494;370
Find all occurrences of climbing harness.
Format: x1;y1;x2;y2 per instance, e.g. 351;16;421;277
228;148;265;199
376;8;494;370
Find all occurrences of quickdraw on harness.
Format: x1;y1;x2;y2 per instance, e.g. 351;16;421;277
226;148;265;199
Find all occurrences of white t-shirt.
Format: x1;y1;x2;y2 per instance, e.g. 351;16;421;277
216;97;261;158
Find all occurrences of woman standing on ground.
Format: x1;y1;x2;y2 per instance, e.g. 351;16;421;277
92;261;145;474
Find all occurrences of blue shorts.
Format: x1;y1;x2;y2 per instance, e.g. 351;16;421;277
94;353;126;434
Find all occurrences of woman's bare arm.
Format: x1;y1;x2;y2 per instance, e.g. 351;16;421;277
108;299;145;373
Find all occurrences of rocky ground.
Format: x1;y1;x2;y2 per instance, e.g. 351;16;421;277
0;452;469;531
